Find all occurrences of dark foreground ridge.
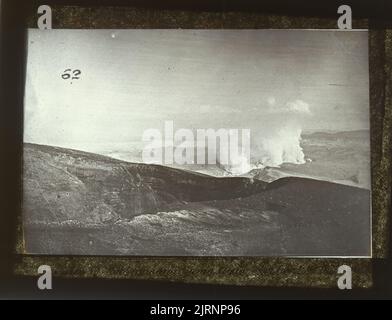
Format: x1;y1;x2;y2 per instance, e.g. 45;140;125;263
22;143;371;256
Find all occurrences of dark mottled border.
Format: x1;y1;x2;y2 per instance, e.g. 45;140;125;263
11;5;391;288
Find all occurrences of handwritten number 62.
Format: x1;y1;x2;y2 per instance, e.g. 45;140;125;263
62;69;81;80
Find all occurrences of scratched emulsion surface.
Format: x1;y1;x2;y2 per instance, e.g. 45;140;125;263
14;6;391;287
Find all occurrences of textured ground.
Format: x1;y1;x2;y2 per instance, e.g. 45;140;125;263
23;143;371;256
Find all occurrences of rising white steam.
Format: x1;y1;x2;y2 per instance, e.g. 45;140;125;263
255;125;306;167
252;99;311;168
221;99;311;174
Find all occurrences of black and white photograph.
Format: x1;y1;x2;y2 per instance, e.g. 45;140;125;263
22;29;371;257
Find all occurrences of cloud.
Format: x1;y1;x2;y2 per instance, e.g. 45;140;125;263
267;98;311;115
285;100;311;114
198;104;241;114
267;97;276;106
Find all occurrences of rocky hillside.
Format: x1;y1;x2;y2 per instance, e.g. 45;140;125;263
22;143;371;256
23;143;267;223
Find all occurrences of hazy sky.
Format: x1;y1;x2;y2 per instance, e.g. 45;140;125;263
24;29;369;148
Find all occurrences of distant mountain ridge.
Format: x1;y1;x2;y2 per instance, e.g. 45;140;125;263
302;129;369;140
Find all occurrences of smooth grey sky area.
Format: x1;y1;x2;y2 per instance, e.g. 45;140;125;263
24;29;369;148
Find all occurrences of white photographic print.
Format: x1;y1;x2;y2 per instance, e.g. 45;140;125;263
23;29;371;256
